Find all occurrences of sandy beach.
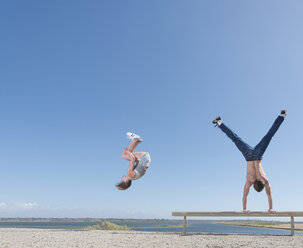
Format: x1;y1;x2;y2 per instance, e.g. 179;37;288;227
219;222;303;231
0;228;303;248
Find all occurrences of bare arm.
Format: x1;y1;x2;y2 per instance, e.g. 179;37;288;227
242;181;252;212
258;174;276;213
121;149;137;179
264;182;276;213
121;148;136;161
126;156;137;179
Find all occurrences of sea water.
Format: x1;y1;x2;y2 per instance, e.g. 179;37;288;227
0;220;302;235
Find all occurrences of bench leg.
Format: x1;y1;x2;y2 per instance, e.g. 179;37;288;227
183;216;187;235
291;216;294;236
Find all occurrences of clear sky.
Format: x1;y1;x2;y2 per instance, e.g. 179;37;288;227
0;1;303;219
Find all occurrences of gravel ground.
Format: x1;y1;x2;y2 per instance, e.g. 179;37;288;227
0;228;303;248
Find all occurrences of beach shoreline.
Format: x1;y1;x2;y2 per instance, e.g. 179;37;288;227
218;222;303;231
0;228;303;248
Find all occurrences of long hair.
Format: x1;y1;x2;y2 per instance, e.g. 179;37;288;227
116;180;132;190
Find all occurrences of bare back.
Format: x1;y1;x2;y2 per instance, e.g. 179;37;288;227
246;160;268;184
244;160;273;212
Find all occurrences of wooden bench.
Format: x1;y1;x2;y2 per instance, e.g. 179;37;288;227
172;211;303;236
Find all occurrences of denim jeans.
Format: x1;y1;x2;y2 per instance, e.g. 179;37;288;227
219;116;284;161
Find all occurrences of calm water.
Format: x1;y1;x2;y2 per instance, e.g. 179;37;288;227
0;220;302;236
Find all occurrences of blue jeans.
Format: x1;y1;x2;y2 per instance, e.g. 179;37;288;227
219;116;284;161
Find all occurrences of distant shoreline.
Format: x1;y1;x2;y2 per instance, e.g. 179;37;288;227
218;221;303;231
1;218;303;232
0;218;301;224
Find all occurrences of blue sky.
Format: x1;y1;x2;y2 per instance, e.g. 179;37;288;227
0;1;303;219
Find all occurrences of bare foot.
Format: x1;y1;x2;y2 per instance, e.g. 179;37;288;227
242;209;251;213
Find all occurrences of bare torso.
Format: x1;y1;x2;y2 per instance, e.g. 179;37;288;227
243;160;274;212
246;160;268;184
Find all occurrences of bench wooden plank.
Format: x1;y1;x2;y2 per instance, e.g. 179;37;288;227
172;211;303;236
172;211;303;217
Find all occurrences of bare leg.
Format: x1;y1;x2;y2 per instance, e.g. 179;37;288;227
127;139;141;152
121;139;142;161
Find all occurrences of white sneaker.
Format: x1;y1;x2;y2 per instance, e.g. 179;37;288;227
126;132;143;142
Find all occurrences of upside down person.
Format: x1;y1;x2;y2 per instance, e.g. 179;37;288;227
116;132;151;190
212;110;287;213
